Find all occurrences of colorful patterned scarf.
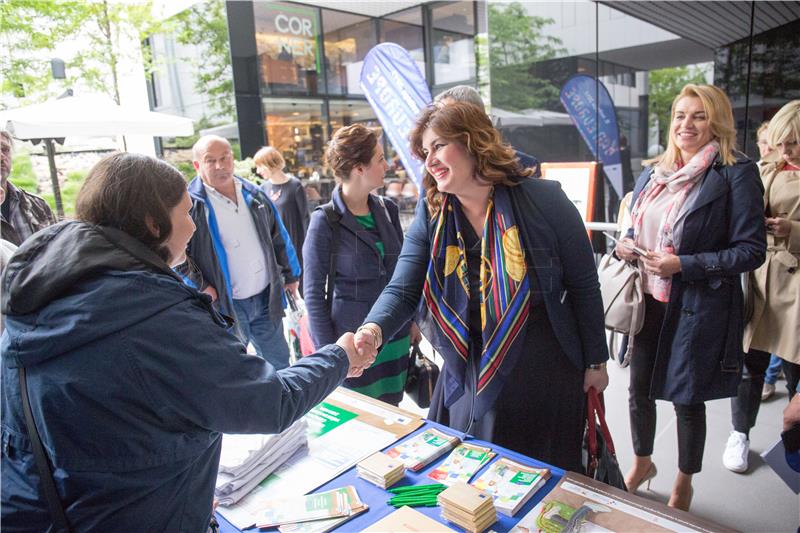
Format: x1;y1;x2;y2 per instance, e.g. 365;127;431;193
422;186;530;418
630;141;719;302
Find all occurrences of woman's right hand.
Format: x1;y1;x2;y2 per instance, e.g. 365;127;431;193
336;332;369;378
354;324;381;361
615;238;639;262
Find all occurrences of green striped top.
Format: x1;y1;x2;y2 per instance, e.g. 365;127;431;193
346;212;409;405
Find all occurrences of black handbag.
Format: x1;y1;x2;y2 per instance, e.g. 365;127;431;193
582;387;627;491
405;343;440;409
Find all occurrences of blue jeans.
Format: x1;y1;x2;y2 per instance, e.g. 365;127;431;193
764;354;783;385
232;286;290;370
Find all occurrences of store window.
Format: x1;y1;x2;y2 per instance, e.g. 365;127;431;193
431;2;476;85
254;2;322;96
262;98;325;178
327;100;378;131
322;10;377;96
716;18;800;158
381;7;426;79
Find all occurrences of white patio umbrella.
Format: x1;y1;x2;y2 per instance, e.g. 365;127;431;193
1;94;194;217
492;107;573;128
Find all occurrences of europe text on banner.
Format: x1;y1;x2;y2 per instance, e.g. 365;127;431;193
360;43;432;189
560;75;624;198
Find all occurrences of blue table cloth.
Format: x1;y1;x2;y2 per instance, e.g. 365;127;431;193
217;419;565;532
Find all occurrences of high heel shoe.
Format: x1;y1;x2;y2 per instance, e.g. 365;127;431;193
626;463;658;493
668;485;693;512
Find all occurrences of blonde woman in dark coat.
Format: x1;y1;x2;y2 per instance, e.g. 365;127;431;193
617;84;766;511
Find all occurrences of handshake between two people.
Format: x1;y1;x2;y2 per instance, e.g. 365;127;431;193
335;324;382;378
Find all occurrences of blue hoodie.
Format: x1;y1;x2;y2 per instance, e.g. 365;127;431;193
1;221;348;532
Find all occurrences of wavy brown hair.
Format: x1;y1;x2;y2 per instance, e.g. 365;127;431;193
325;124;378;182
409;102;533;214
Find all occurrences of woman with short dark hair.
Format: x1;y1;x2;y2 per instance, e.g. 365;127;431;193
0;152;366;531
303;125;418;405
355;103;609;472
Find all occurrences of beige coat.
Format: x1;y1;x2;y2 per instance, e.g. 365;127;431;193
743;163;800;362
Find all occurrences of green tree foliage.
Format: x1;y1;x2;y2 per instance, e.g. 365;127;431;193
172;0;235;124
0;1;86;99
488;2;566;112
648;65;708;146
1;0;165;105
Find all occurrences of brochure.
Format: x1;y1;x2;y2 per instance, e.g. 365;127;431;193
253;487;352;528
471;457;550;516
427;443;496;485
278;486;368;533
218;389;423;530
386;428;461;471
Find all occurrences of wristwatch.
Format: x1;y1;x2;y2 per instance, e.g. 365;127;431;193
587;362;607;370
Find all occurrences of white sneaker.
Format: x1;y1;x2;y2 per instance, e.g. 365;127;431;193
761;382;776;401
723;431;749;473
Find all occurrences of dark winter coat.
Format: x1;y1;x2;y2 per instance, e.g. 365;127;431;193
627;153;767;404
0;221;348;532
365;177;609;373
303;186;409;348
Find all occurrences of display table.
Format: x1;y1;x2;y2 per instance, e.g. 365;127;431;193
216;419;564;532
214;390;736;532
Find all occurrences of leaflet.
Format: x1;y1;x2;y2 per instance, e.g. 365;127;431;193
427;443;496;485
385;428;460;471
218;389;423;530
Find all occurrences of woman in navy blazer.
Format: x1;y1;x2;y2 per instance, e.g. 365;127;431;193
355;103;609;472
616;84;766;511
303;125;417;405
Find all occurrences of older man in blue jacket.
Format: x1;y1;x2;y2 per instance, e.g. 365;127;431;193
187;135;301;369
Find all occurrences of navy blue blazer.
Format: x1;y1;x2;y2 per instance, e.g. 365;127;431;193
515;149;541;177
303;186;410;348
364;178;609;373
626;153;766;404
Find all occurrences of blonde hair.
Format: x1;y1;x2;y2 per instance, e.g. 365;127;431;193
756;121;770;139
253;146;285;171
767;100;800;148
645;84;737;169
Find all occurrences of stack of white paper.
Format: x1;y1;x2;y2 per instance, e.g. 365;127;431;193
215;419;308;506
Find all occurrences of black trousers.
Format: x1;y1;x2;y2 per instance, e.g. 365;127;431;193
730;349;772;435
732;351;800;435
629;295;706;475
783;359;800;400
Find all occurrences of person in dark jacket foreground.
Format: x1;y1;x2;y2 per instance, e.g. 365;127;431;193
0;153;370;532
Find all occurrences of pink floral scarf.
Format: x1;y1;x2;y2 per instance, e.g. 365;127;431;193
630;141;719;302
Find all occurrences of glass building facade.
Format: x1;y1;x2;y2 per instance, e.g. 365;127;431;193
225;1;486;180
483;1;798;220
151;1;798;210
